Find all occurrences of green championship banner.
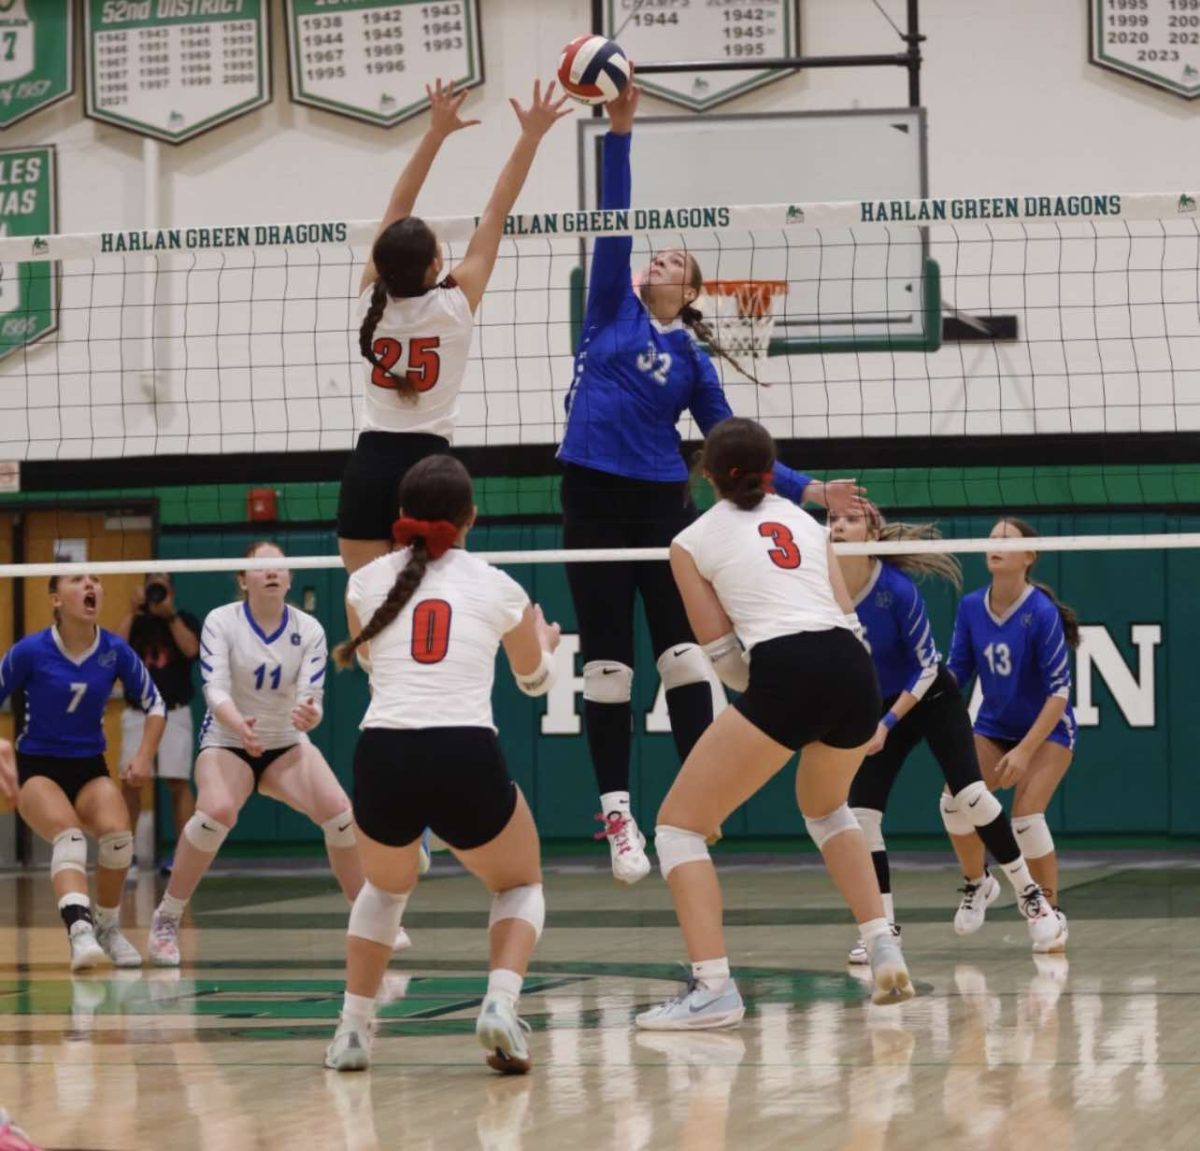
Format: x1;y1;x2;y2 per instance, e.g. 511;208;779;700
84;0;271;143
604;0;799;111
285;0;482;127
0;144;56;362
1091;0;1200;99
0;1;74;128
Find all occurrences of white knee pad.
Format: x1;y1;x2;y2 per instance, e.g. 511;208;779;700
321;810;356;849
939;792;974;837
1013;812;1055;860
655;824;710;880
51;829;88;878
347;881;409;946
489;883;545;941
954;780;1003;828
97;831;133;871
804;803;860;850
656;643;709;691
183;812;231;854
583;660;633;704
851;807;886;853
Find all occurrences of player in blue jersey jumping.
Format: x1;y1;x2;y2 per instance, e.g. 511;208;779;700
558;84;864;882
945;517;1079;952
0;574;165;970
832;507;1058;959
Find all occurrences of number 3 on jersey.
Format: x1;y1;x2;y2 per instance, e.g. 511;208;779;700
412;599;452;665
758;522;802;569
371;336;441;392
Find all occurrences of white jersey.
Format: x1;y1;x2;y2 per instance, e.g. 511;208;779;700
199;602;328;751
358;279;474;441
347;548;529;731
672;494;848;652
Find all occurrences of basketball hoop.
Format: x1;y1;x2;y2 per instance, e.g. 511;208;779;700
703;280;788;362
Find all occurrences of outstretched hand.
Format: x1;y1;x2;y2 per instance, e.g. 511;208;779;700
605;82;641;134
427;78;481;139
814;479;868;516
533;604;562;654
509;79;573;139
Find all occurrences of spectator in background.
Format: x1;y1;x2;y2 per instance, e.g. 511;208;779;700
117;572;201;870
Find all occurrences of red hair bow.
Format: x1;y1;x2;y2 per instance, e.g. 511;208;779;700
391;517;459;559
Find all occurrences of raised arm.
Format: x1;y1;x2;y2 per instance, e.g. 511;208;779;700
452;80;572;312
359;79;481;295
584;86;641;324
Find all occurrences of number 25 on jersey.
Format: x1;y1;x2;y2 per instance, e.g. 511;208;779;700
371;336;441;392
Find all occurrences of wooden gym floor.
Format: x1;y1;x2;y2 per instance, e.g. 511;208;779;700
1;855;1198;1150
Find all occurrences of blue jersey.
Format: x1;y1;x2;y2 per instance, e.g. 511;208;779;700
0;627;163;758
558;131;812;500
854;562;940;701
947;585;1076;749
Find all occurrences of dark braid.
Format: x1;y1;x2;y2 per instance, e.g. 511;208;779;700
680;304;763;387
358;216;440;400
333;541;430;669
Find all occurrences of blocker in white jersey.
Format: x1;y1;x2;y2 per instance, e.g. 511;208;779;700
357;277;473;441
673;493;849;653
346;547;529;731
336;77;570;574
199;601;328;752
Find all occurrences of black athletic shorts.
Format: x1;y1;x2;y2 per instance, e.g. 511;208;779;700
16;753;111;806
223;745;299;789
336;430;451;541
352;727;518;850
734;629;881;751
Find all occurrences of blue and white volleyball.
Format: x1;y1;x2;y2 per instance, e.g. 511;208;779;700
557;35;631;106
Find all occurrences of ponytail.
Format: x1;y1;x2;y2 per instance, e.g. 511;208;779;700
680;305;764;387
1032;580;1081;650
359;278;422;400
996;516;1081;650
873;519;963;591
333;539;430;670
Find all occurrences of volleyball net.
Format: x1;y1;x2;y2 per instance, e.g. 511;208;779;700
0;190;1197;559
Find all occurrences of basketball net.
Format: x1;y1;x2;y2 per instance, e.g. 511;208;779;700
702;280;788;361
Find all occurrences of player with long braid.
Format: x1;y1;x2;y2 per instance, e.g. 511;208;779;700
831;507;1058;959
325;455;561;1074
944;517;1079;952
559;83;864;882
338;78;570;576
0;574;163;970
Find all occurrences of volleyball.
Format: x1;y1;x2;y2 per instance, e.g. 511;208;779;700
557;35;631;105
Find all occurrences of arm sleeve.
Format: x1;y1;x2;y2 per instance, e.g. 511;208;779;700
583;133;636;326
771;462;815;504
946;602;977;690
1036;601;1073;700
301;621;328;712
896;578;940;702
200;611;233;711
0;641;30;710
118;641;165;718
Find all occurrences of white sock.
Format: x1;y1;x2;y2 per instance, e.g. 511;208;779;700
859;917;891;948
487;968;524;1004
965;870;988;887
1001;856;1036;893
882;892;895;923
342;991;377;1027
691;957;730;992
95;905;119;931
159;893;187;920
600;791;632;820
